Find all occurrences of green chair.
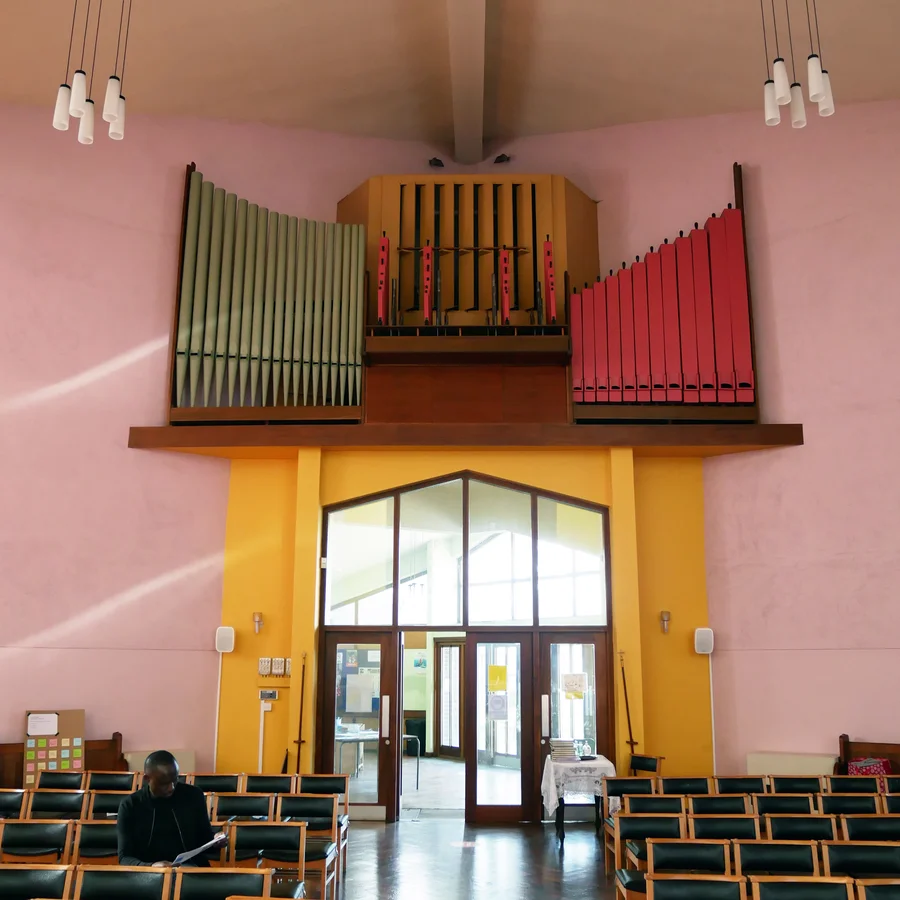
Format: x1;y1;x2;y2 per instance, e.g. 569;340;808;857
612;814;684;873
615;840;730;900
765;814;836;841
688;815;760;840
857;879;900;899
841;815;900;842
885;796;900;814
645;874;746;899
826;775;881;794
753;794;815;816
631;755;665;777
624;796;686;814
823;841;900;879
603;777;658;853
660;778;712;795
820;793;881;815
748;875;854;899
734;841;819;877
689;796;749;815
770;776;824;794
716;776;767;795
886;777;900;794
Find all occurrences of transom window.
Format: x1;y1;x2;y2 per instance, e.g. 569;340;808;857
322;473;608;628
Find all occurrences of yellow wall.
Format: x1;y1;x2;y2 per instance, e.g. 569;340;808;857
216;446;714;778
634;457;714;775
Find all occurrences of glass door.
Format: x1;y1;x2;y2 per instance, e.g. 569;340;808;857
464;633;535;823
435;640;464;758
321;632;399;821
537;632;611;784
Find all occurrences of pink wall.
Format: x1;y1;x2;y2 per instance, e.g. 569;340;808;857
0;104;438;768
494;101;900;773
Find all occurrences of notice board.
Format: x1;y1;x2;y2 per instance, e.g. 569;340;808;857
23;709;86;786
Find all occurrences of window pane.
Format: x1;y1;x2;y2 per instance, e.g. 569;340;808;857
324;497;394;626
537;497;607;625
468;480;533;625
398;480;463;626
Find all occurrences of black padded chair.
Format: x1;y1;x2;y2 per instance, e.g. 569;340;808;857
616;839;729;899
191;774;242;793
210;792;274;822
174;866;272;900
770;777;824;794
857;879;900;899
823;842;900;879
766;815;836;841
645;874;746;899
0;790;25;819
85;772;139;792
37;771;85;790
87;790;130;819
228;822;307;898
74;821;119;864
625;796;686;814
826;776;881;794
688;815;760;840
820;794;881;815
885;796;900;814
75;865;172;900
631;755;665;777
276;794;340;894
842;816;900;842
244;774;295;794
748;875;854;899
297;774;350;874
0;863;73;900
602;777;657;844
612;814;684;872
26;789;88;820
886;777;900;794
734;841;818;877
660;778;712;795
753;794;815;816
689;796;750;815
715;776;767;795
0;820;73;864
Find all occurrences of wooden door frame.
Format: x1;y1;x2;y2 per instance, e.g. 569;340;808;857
319;631;401;822
434;639;465;759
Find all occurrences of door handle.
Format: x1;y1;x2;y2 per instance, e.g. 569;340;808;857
541;694;549;737
382;695;390;739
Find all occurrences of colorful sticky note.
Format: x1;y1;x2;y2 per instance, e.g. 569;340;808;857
488;665;507;692
49;761;58;770
25;775;34;785
26;739;35;748
38;751;46;759
26;751;35;760
73;749;82;759
49;750;57;759
37;739;47;748
73;738;82;747
49;739;58;748
61;749;69;759
26;763;34;772
62;739;70;747
37;763;46;770
61;760;70;769
73;759;82;769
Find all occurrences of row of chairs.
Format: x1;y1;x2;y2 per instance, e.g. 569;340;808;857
632;874;897;899
0;863;297;900
606;775;900;797
615;839;900;899
26;771;313;795
606;814;900;871
619;793;900;817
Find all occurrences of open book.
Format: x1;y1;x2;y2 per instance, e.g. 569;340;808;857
172;830;227;867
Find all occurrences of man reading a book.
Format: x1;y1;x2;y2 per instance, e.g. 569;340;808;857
117;750;216;867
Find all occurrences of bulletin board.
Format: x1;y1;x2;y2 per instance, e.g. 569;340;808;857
23;709;86;787
336;649;382;717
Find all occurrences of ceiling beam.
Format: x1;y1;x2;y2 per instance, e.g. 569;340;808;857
446;0;487;164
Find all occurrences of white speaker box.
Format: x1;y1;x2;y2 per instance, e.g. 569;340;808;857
694;627;714;655
215;626;235;653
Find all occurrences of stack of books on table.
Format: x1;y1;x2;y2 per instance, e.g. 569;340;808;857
549;739;578;761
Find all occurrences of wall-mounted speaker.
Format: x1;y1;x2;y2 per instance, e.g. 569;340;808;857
215;626;235;653
694;627;714;655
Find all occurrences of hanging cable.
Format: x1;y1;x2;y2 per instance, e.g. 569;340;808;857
120;0;133;92
114;0;125;76
79;0;92;70
88;0;103;98
805;0;815;52
64;0;79;82
770;0;781;56
786;0;797;81
759;0;770;78
812;0;823;65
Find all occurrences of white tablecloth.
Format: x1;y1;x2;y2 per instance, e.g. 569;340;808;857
540;755;618;816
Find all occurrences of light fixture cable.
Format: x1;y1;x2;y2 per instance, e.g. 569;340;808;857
120;0;133;94
79;0;92;72
113;0;125;76
64;0;79;83
759;0;770;78
770;0;781;57
88;0;102;98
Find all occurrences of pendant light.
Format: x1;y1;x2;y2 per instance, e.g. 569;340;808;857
109;0;132;140
804;0;824;101
103;0;125;122
69;0;92;118
53;1;79;131
759;0;780;125
771;0;791;105
786;0;806;128
813;0;835;116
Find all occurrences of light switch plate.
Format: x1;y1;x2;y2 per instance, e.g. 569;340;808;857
258;657;272;676
285;658;292;677
272;657;285;676
259;689;278;700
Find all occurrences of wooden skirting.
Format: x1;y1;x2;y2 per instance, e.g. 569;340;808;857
169;406;362;425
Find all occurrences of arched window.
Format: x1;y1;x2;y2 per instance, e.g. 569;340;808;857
322;473;608;628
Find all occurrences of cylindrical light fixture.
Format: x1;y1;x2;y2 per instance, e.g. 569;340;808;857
53;84;72;130
789;83;807;128
807;54;825;102
773;58;791;105
102;74;120;122
818;70;835;116
764;80;781;126
69;69;87;117
109;94;126;139
78;98;95;144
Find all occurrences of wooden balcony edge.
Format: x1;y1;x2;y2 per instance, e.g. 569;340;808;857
128;422;803;459
364;335;571;366
573;403;759;424
169;406;362;424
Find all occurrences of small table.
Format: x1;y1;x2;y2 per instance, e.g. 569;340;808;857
540;755;617;842
335;731;420;790
402;734;421;791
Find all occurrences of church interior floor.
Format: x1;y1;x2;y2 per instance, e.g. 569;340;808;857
342;820;615;899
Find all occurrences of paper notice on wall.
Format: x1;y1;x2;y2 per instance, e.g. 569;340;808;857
488;665;507;693
27;713;59;736
487;693;508;721
369;649;381;662
346;674;377;712
563;673;587;700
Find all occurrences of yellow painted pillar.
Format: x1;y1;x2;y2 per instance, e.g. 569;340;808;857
288;448;323;775
609;448;645;768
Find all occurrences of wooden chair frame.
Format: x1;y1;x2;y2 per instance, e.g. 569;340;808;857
769;775;825;794
276;793;339;893
733;840;819;877
819;794;884;815
210;792;275;823
630;755;665;777
614;814;685;873
764;814;837;841
0;819;73;864
173;866;272;899
242;774;297;794
658;777;713;795
75;864;171;900
646;874;747;899
840;813;900;841
751;793;815;816
73;820;118;865
826;775;883;794
227;820;306;880
646;838;731;875
296;773;350;875
748;875;853;899
689;795;751;815
86;790;131;819
884;794;900;814
85;771;140;792
857;879;900;898
0;863;73;899
623;795;687;814
602;775;659;855
687;814;761;841
25;789;88;820
188;773;244;793
715;776;770;795
36;772;86;791
0;788;26;819
822;840;900;877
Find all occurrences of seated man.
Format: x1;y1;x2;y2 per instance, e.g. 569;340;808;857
117;750;215;867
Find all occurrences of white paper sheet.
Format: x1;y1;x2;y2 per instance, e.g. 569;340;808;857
27;713;59;736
